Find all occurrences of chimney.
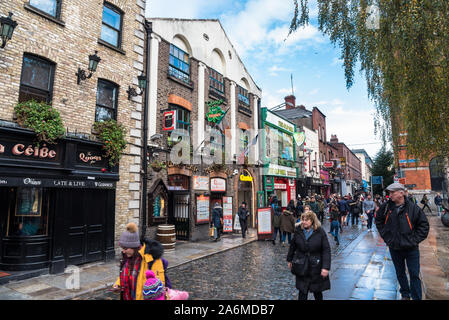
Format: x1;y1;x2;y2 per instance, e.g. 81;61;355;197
284;95;296;109
330;134;338;143
298;105;306;110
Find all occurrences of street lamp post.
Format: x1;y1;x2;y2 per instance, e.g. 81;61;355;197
0;12;18;49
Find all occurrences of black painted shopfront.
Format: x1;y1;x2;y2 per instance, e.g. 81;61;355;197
0;126;117;274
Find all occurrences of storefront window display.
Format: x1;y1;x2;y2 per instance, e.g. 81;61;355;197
8;187;48;236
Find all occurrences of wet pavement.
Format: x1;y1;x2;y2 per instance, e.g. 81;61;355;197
76;220;400;300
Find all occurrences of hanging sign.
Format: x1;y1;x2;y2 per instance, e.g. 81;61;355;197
163;110;176;131
240;174;253;182
206;100;225;123
293;131;306;146
222;196;233;232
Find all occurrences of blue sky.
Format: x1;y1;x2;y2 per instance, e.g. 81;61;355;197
146;0;383;159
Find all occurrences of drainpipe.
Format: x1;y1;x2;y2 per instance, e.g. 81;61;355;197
141;21;152;240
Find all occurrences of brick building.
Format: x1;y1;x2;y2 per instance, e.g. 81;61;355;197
329;134;362;196
143;19;262;242
0;0;146;273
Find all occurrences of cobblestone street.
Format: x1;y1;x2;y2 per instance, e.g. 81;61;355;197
77;220;398;300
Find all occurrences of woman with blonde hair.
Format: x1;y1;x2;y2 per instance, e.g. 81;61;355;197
287;210;331;300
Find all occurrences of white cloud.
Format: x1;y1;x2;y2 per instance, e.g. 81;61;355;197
277;87;296;95
331;57;344;66
309;88;319;95
269;65;291;76
146;0;228;18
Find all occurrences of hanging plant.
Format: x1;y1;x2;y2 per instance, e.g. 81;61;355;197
150;161;167;172
14;100;65;145
93;120;127;167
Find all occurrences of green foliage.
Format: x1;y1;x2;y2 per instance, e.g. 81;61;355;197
93;120;127;167
14;100;65;145
289;0;449;160
371;146;395;195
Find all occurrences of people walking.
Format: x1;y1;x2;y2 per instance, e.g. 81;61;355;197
309;196;320;222
271;198;282;245
295;196;304;218
280;207;296;246
434;193;443;217
337;196;349;231
212;202;224;241
420;194;432;213
375;183;429;300
237;201;249;238
329;204;340;245
287;210;331;300
363;194;376;231
317;196;325;223
350;197;362;226
112;223;171;300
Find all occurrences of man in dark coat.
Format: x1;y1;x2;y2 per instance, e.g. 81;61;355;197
287;211;331;300
375;183;429;300
237;201;249;238
212;202;223;241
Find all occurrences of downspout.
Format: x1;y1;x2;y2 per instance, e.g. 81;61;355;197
141;20;152;240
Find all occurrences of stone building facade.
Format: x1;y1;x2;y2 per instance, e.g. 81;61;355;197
0;0;146;272
144;18;262;242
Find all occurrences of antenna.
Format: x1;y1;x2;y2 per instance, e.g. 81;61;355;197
291;74;294;96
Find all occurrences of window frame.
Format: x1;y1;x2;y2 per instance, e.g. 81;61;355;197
100;2;124;49
169;44;191;84
237;85;250;105
169;104;191;136
209;68;225;95
95;79;119;122
28;0;63;20
19;53;56;104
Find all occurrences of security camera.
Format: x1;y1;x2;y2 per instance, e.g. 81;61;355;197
233;169;239;176
150;133;163;141
152;152;159;158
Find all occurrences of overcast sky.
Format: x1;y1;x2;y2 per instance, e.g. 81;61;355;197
146;0;383;160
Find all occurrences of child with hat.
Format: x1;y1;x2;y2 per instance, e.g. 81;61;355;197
143;270;166;300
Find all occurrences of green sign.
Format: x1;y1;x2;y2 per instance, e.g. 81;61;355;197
206;100;225;123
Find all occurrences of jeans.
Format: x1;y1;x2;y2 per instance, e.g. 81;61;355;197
298;291;323;300
351;213;359;225
389;248;422;300
330;220;340;243
436;205;441;216
367;212;374;229
281;232;292;244
273;227;282;242
239;219;247;238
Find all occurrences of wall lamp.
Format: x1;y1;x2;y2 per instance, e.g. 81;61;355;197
76;50;101;85
1;12;18;49
127;72;147;100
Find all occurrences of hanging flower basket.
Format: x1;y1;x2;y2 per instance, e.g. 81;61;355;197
93;120;127;167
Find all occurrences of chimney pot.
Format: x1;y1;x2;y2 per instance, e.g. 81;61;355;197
284;95;296;109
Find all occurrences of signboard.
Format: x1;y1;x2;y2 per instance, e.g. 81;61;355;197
0;177;116;189
405;184;416;189
394;175;399;183
274;183;287;190
222;196;233;232
193;176;209;191
323;161;334;168
371;176;383;185
265;111;295;133
240;174;253;182
196;195;210;223
0;140;61;163
257;207;273;240
293;131;306;146
339;157;347;167
163;110;176;131
265;163;297;178
210;178;226;192
233;212;241;231
206;100;225;123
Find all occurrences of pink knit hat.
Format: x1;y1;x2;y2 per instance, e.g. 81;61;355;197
143;270;165;300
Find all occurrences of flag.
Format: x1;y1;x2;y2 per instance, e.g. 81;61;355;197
237;133;259;163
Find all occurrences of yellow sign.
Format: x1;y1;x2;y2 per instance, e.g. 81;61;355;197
240;174;253;182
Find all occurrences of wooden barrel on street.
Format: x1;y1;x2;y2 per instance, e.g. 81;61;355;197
156;224;176;251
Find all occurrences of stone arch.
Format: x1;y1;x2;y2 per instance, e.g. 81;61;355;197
239;77;250;90
172;34;192;55
211;48;226;76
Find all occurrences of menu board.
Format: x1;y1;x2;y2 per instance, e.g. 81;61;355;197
257;208;273;240
222;197;233;233
196;195;210;223
193;176;209;191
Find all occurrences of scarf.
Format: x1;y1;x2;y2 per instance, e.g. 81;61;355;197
120;253;142;300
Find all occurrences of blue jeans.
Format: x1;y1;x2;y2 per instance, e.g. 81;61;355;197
281;232;292;244
389;248;422;300
273;227;282;242
330;220;340;243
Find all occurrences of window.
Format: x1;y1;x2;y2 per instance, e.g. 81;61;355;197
100;3;123;48
7;187;49;236
169;44;190;84
238;85;250;105
95;79;118;122
169;105;190;136
29;0;62;18
19;54;55;104
210;131;224;157
209;68;224;94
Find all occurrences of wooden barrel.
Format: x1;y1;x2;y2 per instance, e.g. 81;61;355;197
156;224;176;251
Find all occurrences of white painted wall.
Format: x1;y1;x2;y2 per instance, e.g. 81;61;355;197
303;126;319;179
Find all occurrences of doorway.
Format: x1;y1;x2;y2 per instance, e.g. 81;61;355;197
63;189;107;266
168;192;190;240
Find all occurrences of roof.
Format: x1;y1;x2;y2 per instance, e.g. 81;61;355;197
273;108;312;120
351;149;374;164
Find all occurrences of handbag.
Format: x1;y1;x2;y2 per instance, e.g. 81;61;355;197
291;253;309;277
209;226;215;237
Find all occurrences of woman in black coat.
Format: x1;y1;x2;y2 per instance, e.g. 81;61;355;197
287;211;331;300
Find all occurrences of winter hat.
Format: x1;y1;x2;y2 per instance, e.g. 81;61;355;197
119;222;140;248
143;270;165;300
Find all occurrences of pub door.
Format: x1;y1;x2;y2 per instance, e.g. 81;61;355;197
0;187;9;266
64;189;106;266
168;192;190;241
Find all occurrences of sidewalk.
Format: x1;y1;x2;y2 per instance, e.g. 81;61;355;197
0;230;257;300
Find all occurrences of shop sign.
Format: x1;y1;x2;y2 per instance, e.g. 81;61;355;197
222;197;233;232
323;161;334;168
193;175;209;191
274;183;287;190
265;111;295;133
240;174;253;182
320;170;330;184
0;177;116;189
0;141;58;161
293;131;306;146
206;100;225;123
196;195;210;223
265;163;297;178
265;176;274;192
210;178;226;192
163;110;177;131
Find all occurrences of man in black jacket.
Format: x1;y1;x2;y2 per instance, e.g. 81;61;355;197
375;183;429;300
238;202;249;238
